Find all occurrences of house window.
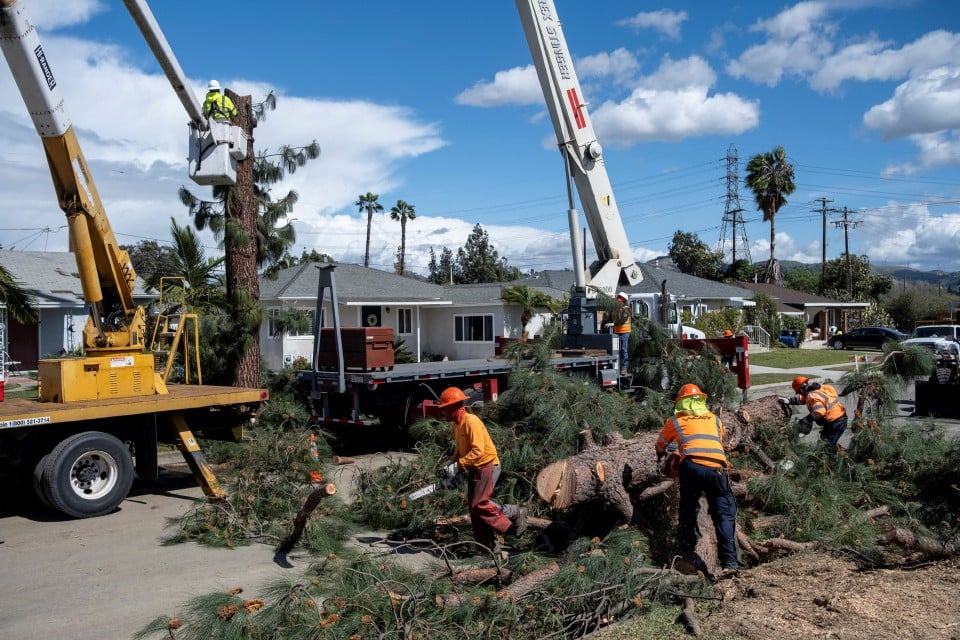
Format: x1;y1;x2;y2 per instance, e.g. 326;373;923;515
397;308;413;335
455;314;494;342
268;308;315;338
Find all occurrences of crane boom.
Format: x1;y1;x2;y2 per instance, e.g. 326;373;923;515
122;0;206;127
515;0;642;298
122;0;247;186
0;0;145;357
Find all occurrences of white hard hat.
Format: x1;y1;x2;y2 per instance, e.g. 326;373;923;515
207;79;221;91
617;291;628;300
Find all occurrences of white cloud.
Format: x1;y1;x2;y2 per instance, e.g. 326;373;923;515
863;66;960;138
812;30;960;91
294;213;574;275
26;0;105;29
454;66;542;107
616;9;688;41
857;201;960;268
749;1;829;40
881;131;960;176
575;49;640;85
726;28;833;86
591;56;760;144
0;31;445;262
751;231;822;265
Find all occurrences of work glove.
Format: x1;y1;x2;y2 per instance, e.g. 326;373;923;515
797;415;814;436
777;396;791;407
437;462;459;480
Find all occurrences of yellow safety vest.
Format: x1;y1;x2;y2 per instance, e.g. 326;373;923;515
203;90;237;120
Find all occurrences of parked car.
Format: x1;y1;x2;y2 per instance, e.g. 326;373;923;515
828;326;907;351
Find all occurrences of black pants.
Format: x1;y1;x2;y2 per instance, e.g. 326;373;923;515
677;459;739;569
819;414;847;447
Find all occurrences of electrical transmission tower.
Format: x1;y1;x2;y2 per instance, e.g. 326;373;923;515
717;144;752;268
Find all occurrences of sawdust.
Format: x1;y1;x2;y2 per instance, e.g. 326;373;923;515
703;552;960;639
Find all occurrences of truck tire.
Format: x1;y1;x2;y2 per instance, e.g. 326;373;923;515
32;454;53;509
42;431;134;518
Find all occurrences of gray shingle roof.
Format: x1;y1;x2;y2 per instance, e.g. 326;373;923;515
514;266;757;301
0;250;150;307
260;262;448;304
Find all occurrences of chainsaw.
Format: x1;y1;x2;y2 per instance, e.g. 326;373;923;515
407;462;466;501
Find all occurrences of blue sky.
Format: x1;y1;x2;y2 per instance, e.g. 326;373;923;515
1;0;959;277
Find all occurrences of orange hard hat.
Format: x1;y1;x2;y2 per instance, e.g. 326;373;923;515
792;376;809;394
723;329;734;337
439;387;468;408
675;383;706;402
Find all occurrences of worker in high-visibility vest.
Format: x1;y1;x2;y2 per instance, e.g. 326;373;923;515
613;292;632;375
655;383;739;579
202;79;237;121
780;376;848;448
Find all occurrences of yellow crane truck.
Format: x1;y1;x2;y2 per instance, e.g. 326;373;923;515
0;0;266;518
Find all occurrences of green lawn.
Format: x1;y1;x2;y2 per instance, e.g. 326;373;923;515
749;348;870;369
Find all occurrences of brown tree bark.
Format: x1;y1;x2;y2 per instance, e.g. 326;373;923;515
275;482;337;555
436;561;559;608
224;91;260;389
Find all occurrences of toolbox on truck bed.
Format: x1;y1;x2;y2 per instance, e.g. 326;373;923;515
317;327;395;371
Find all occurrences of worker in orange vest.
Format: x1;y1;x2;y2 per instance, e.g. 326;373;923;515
612;292;632;375
655;383;739;578
780;376;848;448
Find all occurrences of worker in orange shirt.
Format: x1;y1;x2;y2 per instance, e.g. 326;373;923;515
437;387;526;555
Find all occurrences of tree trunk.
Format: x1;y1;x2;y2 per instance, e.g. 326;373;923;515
532;399;778;575
225;92;260;388
364;209;372;268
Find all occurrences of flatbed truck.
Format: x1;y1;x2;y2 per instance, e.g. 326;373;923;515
0;0;267;518
298;265;622;428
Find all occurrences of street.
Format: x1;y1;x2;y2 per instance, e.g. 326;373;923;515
0;460;311;640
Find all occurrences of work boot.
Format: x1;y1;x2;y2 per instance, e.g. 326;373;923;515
503;504;528;536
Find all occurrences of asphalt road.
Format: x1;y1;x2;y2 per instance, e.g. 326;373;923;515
0;460;313;640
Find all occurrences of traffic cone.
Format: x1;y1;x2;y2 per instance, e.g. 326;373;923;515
308;433;323;483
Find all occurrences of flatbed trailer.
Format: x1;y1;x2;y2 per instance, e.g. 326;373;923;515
301;352;620;428
0;384;267;518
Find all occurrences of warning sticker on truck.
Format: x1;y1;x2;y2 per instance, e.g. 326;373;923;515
0;416;52;430
110;356;135;368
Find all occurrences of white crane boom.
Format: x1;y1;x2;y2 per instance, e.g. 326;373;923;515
123;0;247;186
515;0;642;298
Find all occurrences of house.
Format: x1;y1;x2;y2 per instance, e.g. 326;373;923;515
259;262;759;370
732;281;869;339
0;251;153;370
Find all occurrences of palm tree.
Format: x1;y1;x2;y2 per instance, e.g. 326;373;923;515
389;200;416;275
501;285;555;341
745;146;795;285
0;264;38;325
150;217;226;312
355;193;383;268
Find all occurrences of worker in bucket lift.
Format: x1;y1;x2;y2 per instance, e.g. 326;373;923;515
779;376;848;449
202;79;237;121
436;387;527;556
655;383;739;579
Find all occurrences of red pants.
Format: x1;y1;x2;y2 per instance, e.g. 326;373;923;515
467;463;511;549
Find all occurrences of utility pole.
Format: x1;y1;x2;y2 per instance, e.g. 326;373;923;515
812;197;838;294
832;207;861;298
717;144;752;270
